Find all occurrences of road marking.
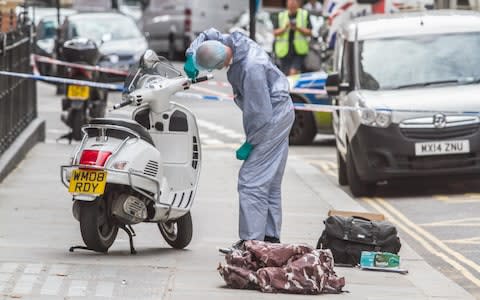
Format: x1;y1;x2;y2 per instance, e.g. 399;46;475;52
421;217;480;227
0;273;13;293
197;119;244;141
49;264;69;276
24;264;43;274
44;139;79;145
190;85;233;99
95;281;114;297
443;237;480;245
376;197;480;273
0;263;18;273
40;276;64;295
364;197;480;287
202;138;223;145
202;143;240;150
67;280;88;297
47;129;69;134
307;159;338;178
433;194;480;204
216;128;244;139
12;274;38;295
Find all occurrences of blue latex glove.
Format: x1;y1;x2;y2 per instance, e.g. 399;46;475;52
184;54;199;80
236;142;253;161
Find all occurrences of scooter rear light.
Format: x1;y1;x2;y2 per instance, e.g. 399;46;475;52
79;150;112;167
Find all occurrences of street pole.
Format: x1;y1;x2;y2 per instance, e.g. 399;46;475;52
249;0;256;41
56;0;60;58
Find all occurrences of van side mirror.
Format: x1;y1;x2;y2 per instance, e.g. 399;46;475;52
325;72;350;96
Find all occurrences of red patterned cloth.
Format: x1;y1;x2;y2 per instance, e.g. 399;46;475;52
218;240;345;294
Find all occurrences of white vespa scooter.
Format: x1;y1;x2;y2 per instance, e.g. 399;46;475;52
61;50;211;254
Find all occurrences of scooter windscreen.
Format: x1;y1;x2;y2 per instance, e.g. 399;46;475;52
123;50;182;96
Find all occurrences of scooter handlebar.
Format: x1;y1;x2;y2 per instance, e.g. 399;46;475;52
191;74;213;84
113;99;133;110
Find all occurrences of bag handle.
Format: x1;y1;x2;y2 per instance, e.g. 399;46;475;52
344;216;369;239
351;215;372;222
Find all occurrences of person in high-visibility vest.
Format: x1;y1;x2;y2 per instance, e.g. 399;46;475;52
274;0;312;75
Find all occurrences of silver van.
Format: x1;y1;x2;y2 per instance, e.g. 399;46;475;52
141;0;248;57
326;11;480;196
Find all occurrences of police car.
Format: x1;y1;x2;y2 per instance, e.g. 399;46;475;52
325;11;480;196
288;72;333;145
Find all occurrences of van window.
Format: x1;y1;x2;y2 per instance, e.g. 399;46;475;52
358;32;480;90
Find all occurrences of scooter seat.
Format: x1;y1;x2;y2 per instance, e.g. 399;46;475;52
89;118;155;146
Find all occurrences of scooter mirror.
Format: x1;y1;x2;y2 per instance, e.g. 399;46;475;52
141;49;159;69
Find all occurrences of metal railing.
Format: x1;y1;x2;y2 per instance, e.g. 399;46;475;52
0;10;37;157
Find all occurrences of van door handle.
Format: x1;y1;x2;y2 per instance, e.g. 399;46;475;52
223;4;229;9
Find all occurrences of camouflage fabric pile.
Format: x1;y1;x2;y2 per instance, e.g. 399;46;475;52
218;240;345;294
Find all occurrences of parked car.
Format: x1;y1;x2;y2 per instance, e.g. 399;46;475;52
288;72;333;145
326;11;480;197
16;6;76;26
141;0;248;58
59;12;148;81
35;10;77;75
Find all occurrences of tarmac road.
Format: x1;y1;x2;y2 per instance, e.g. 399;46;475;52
0;64;477;299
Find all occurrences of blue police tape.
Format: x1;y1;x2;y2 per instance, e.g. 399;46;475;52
177;92;480;115
2;69;480;115
0;70;125;92
293;102;480;115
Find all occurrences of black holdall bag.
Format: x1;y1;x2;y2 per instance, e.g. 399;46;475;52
316;215;401;266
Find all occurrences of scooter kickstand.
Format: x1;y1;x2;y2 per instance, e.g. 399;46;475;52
120;225;137;255
69;245;107;254
127;225;136;237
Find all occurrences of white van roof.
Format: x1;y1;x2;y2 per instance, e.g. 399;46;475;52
343;10;480;41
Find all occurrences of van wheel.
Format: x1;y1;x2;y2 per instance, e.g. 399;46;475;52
79;199;118;253
337;149;348;186
346;147;375;197
289;95;316;145
158;212;193;249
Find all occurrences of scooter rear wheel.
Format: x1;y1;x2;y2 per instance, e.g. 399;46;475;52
79;199;118;253
158;212;192;249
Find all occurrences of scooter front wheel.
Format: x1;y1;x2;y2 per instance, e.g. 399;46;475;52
158;212;192;249
79;199;118;253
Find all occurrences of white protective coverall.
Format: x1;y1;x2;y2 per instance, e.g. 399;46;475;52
186;28;295;241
